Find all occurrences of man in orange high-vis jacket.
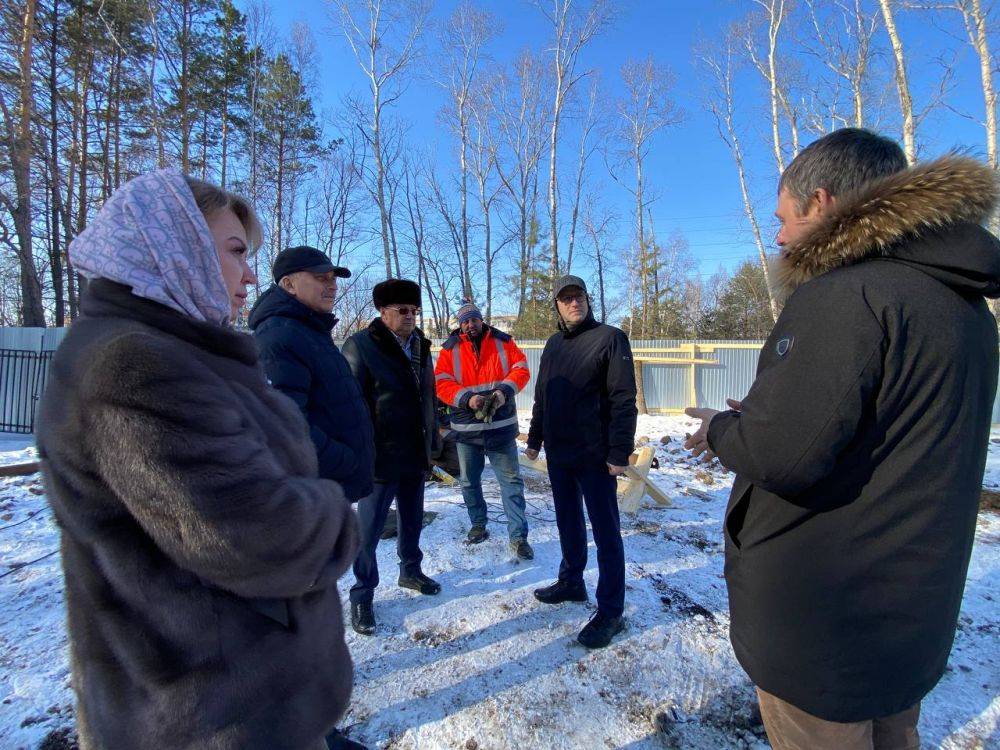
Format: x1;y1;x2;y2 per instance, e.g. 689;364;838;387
435;301;533;559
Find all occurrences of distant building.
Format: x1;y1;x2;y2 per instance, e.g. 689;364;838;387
488;314;518;333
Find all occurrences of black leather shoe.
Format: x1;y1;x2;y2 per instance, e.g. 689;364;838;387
533;579;587;604
398;572;441;595
466;525;489;544
577;611;624;649
511;540;534;560
351;601;375;636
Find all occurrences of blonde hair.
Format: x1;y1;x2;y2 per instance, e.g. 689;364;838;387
184;176;263;252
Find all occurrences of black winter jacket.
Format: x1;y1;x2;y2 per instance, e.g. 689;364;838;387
527;311;638;468
342;319;439;482
249;286;374;501
708;156;1000;722
36;279;360;750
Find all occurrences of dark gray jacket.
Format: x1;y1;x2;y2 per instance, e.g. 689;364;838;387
708;157;1000;722
36;279;360;750
342;319;439;482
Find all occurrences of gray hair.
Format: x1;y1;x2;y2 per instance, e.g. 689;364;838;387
779;128;908;212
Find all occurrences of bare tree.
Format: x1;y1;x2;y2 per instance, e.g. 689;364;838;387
333;0;430;278
699;28;780;321
582;194;615;322
469;84;507;321
878;0;917;162
565;74;601;272
935;0;997;229
745;0;796;174
491;51;548;317
439;2;499;300
0;0;46;325
534;0;614;282
803;0;882;128
610;56;682;335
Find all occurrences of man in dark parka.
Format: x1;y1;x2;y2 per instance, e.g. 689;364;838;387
686;128;1000;749
249;246;374;502
342;279;441;636
526;275;638;650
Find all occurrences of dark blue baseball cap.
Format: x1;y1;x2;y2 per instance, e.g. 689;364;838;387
272;245;351;283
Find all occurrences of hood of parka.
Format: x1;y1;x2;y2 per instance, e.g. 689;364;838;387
776;155;1000;299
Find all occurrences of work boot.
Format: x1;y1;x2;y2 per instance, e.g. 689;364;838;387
466;525;489;544
533;579;587;604
351;601;375;636
511;539;534;560
325;727;368;749
577;611;625;649
398;571;442;595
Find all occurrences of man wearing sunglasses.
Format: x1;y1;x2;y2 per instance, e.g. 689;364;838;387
342;279;442;637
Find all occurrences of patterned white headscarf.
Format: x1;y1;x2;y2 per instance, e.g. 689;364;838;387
69;169;232;325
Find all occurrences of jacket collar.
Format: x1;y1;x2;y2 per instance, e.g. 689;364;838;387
776;155;1000;296
81;279;259;365
368;317;430;363
558;309;599;339
247;285;337;334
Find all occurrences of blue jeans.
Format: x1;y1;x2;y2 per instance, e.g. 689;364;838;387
456;440;529;542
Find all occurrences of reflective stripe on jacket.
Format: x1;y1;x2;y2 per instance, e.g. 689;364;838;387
434;325;529;446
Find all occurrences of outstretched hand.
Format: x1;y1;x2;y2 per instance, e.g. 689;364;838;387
684;407;720;463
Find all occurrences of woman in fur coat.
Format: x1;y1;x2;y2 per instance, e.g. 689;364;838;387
35;170;359;750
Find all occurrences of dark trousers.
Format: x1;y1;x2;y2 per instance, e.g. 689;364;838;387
350;472;425;604
548;463;625;618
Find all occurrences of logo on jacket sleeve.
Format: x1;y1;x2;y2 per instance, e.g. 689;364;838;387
775;336;794;357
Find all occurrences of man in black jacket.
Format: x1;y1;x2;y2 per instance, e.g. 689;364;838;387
685;129;1000;749
526;275;638;649
249;245;374;750
249;246;374;502
342;279;442;636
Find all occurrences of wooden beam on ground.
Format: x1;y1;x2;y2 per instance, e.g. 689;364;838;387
0;461;39;477
624;466;672;507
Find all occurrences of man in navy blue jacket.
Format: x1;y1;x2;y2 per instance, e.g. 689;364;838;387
249;246;375;502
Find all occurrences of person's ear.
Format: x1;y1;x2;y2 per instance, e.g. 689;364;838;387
810;187;835;217
279;276;295;294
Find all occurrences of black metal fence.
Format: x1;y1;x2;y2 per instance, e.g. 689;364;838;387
0;349;54;433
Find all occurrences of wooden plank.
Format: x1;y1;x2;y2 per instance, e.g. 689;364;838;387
619;446;654;513
0;461;39;477
633;357;718;365
518;454;548;473
624;466;672;506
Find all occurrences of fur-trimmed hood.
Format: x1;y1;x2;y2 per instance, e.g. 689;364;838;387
777;156;1000;298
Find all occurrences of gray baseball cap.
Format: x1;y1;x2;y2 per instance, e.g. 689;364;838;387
553;274;588;300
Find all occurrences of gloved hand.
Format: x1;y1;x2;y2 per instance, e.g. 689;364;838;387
474;391;501;423
491;390;506;408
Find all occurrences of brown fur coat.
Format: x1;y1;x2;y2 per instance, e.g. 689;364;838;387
37;279;360;750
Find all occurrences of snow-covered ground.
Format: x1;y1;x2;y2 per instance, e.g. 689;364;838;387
1;417;998;749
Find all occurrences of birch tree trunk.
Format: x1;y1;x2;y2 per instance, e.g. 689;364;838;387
878;0;916;163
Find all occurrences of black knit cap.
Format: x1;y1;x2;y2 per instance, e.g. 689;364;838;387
272;245;351;284
372;278;421;308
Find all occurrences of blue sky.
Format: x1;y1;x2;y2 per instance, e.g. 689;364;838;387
245;0;990;300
